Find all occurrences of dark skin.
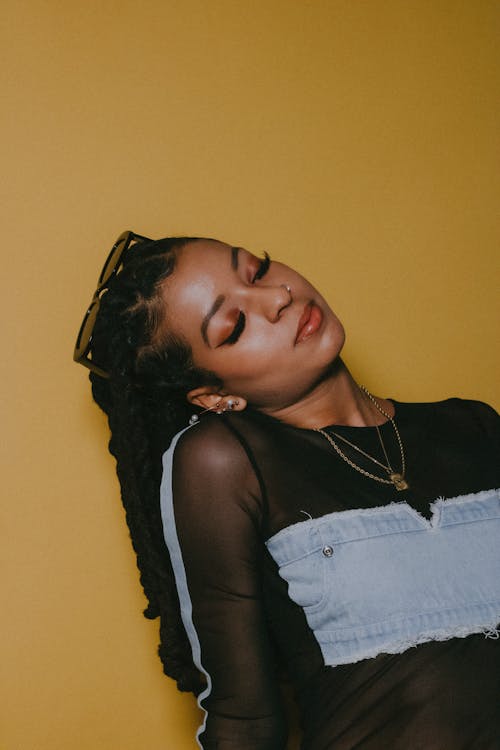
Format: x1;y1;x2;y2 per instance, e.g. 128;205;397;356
159;239;394;428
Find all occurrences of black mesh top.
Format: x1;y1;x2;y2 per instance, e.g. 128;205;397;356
168;398;500;749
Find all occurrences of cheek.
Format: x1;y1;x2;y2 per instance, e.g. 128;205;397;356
193;343;284;395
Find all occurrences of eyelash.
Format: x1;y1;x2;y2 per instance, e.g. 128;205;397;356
222;253;271;346
252;251;271;282
224;311;246;345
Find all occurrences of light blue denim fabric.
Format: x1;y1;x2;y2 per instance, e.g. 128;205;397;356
266;489;500;667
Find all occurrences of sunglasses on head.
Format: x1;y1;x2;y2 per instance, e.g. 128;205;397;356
73;230;152;378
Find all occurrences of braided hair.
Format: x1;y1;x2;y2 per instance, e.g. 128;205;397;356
89;237;221;695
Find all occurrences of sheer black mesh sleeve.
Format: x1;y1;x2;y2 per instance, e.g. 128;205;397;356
167;418;287;750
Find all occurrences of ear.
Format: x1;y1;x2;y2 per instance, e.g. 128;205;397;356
187;386;247;412
187;387;223;410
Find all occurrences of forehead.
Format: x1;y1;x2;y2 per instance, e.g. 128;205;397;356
160;239;233;321
179;238;232;267
173;238;234;287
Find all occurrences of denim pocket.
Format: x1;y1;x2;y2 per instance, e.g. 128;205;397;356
276;527;329;611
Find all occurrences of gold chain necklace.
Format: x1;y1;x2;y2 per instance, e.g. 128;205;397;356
314;386;409;491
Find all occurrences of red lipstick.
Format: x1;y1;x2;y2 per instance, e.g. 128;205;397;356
295;302;323;344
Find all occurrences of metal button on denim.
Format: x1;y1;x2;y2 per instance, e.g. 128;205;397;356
322;545;334;557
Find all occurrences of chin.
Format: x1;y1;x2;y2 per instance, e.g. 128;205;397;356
319;317;346;362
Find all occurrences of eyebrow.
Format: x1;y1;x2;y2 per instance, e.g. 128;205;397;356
201;294;225;347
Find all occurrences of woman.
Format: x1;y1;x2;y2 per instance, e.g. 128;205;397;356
74;231;500;749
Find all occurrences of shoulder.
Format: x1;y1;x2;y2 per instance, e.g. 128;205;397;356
395;397;499;439
171;411;274;489
447;398;500;440
427;397;497;423
173;415;249;473
164;414;267;524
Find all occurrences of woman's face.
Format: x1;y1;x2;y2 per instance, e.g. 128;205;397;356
160;239;345;410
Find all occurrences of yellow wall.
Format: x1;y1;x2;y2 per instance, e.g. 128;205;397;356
2;1;499;748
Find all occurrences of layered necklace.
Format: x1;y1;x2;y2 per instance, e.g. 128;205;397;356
314;385;409;491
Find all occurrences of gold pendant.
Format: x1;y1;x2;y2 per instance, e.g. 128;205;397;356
390;473;409;491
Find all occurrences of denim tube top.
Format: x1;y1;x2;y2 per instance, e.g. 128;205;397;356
265;489;500;667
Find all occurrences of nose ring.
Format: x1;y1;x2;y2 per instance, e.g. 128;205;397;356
282;284;292;297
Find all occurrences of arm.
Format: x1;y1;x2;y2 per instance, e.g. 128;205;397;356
160;418;288;750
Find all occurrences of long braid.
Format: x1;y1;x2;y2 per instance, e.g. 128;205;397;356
89;237;220;695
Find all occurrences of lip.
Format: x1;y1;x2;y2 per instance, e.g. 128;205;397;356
295;301;323;344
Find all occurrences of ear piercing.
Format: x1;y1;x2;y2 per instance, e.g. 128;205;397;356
189;402;221;424
189;399;240;425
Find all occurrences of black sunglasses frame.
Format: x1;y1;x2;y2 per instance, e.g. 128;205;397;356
73;230;153;378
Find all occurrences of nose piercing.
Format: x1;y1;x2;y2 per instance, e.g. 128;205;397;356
282;284;291;296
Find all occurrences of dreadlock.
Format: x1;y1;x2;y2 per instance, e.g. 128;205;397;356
89;237;222;695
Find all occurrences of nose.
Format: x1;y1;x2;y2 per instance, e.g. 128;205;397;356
246;283;292;322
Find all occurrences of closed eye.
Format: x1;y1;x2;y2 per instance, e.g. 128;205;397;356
218;253;270;346
220;311;246;346
252;252;271;282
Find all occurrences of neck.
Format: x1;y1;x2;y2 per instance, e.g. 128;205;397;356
261;360;394;429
